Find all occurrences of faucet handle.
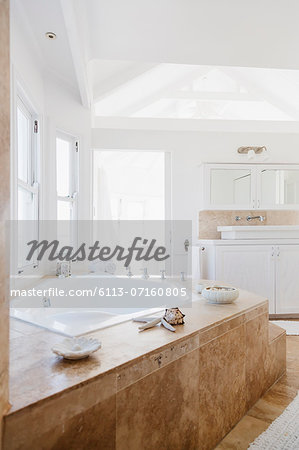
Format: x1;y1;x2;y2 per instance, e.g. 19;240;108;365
160;269;166;280
140;268;149;279
42;297;51;308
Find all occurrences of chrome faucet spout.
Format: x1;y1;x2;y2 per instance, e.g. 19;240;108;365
246;215;265;222
126;266;133;277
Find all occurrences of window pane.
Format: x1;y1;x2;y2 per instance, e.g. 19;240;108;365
18;186;37;220
18;186;38;267
57;202;74;247
57;200;72;220
17;106;30;183
56;138;71;196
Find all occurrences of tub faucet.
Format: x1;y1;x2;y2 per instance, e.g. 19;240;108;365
141;268;149;279
56;261;71;277
246;215;265;222
160;269;166;280
126;266;133;277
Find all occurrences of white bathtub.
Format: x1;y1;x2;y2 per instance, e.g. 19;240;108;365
10;275;190;336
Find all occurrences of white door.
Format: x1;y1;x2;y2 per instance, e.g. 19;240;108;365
216;245;275;313
276;245;299;314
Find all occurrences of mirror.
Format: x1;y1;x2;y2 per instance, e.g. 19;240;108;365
210;169;251;206
261;169;299;205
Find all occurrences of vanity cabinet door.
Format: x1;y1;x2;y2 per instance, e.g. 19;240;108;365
215;245;275;313
275;245;299;314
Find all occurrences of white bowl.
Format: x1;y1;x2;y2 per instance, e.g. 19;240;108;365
195;280;211;294
201;286;239;304
195;283;205;294
52;337;101;360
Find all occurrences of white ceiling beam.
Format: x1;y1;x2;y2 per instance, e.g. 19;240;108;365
117;67;212;117
162;92;259;101
92;117;299;133
93;63;157;101
60;0;91;109
223;68;299;121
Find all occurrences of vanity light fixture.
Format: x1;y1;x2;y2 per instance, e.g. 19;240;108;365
237;146;268;161
45;32;57;40
247;149;255;160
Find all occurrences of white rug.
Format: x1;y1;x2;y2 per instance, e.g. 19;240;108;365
248;392;299;449
271;321;299;336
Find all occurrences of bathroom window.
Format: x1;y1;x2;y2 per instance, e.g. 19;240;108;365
16;95;39;270
56;132;78;245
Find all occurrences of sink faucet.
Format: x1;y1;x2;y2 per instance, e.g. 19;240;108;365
246;215;265;222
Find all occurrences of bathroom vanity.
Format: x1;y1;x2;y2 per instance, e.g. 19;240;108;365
199;226;299;315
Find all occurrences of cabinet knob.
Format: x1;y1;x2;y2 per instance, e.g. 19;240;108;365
201;247;205;251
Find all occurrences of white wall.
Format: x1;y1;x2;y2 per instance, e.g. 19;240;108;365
10;1;44;112
92;128;299;241
43;76;91;221
10;0;92;283
10;0;91;223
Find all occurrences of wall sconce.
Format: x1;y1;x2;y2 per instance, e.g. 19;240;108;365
237;146;269;161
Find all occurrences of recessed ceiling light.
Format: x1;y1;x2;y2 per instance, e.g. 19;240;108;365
45;32;57;40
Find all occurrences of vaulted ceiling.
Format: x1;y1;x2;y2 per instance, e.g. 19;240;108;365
12;0;299;126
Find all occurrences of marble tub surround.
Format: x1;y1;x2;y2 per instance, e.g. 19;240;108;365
198;210;299;239
4;290;286;449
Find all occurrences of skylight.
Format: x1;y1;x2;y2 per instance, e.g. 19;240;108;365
93;64;299;121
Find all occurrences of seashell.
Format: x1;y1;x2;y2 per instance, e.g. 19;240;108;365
138;317;162;332
52;337;101;360
163;307;185;325
161;317;176;332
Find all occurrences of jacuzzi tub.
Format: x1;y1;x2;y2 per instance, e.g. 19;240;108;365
10;275;189;336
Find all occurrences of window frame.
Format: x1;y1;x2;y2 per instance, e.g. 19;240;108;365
13;82;40;274
56;130;79;245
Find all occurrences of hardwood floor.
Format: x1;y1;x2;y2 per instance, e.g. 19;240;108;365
216;336;299;449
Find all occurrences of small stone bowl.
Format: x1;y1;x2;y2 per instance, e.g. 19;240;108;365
202;286;239;304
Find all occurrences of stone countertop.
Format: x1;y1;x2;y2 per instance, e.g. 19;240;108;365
9;289;268;415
